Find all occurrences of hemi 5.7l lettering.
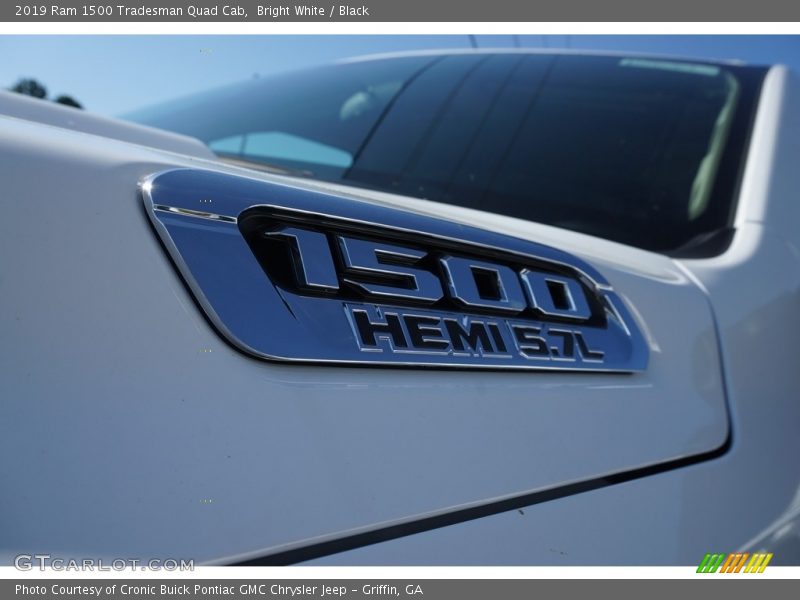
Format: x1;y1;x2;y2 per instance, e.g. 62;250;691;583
347;306;605;362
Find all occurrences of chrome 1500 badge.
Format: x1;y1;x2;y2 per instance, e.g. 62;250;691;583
142;169;648;371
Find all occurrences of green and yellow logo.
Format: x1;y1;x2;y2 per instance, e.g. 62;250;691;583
697;552;773;573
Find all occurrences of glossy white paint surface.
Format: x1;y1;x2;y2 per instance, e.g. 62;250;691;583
0;90;215;160
309;223;800;565
2;62;798;566
0;101;730;563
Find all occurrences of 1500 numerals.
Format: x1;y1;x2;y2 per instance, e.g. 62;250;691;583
270;226;595;322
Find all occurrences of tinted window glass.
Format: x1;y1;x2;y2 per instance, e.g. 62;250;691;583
127;53;765;254
126;56;432;179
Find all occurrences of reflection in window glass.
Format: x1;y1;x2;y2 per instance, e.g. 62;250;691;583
127;53;764;254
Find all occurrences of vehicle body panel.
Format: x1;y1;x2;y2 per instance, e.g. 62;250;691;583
0;56;797;566
0;90;214;159
1;110;726;564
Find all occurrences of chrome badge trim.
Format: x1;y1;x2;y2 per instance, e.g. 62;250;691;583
142;168;648;372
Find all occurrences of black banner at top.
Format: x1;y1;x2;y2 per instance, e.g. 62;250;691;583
5;0;800;22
